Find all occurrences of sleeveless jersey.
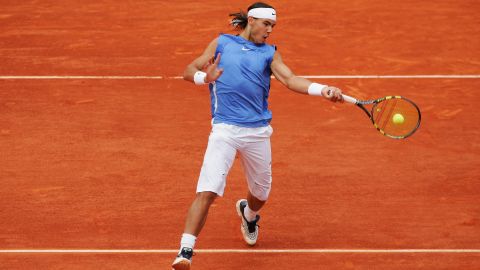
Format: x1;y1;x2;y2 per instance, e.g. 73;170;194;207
209;34;276;127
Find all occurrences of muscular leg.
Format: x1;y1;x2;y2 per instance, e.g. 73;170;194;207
181;127;237;238
183;191;217;236
173;192;216;269
172;126;236;268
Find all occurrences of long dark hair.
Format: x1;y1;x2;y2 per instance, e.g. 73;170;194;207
229;2;275;30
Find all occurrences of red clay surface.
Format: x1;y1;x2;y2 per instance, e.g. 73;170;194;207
1;0;480;269
1;253;480;270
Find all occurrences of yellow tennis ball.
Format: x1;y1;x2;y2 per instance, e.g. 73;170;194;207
392;113;405;124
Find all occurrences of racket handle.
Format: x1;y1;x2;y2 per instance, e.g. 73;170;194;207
342;94;357;104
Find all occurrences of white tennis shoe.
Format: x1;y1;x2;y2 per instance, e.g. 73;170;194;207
236;199;260;246
172;247;193;270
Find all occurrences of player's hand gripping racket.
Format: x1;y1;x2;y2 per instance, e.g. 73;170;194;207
341;94;421;139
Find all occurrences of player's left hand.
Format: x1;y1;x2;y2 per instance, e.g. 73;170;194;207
204;53;224;83
322;86;344;103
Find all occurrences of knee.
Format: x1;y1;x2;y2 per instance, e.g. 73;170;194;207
196;191;217;205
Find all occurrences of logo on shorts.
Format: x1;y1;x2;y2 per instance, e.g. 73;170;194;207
241;46;251;51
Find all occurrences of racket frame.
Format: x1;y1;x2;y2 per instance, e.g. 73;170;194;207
342;95;421;139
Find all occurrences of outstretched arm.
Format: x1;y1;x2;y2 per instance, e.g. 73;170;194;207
183;38;224;84
271;51;343;102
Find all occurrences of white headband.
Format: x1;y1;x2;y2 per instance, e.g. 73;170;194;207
247;8;277;22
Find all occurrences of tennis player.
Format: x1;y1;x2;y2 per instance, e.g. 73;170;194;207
172;2;343;269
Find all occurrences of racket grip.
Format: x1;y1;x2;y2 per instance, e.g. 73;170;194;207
342;94;357;104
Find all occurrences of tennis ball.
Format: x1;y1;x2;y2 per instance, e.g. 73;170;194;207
392;113;405;124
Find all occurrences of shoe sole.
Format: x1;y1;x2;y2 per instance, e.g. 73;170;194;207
235;199;246;218
172;259;190;270
236;199;257;246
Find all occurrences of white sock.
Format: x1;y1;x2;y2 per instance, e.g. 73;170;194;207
180;233;196;251
244;204;258;222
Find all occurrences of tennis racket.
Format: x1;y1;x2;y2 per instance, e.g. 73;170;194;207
341;94;421;139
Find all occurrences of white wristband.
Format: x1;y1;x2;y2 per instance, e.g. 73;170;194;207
307;83;328;96
194;71;207;85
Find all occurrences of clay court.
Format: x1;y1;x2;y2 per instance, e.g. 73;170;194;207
1;0;479;269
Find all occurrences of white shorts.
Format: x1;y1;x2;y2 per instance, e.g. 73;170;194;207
196;123;273;201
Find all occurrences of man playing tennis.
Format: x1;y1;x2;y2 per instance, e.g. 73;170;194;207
172;2;343;269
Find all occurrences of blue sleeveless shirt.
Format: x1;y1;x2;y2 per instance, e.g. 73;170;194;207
209;34;276;127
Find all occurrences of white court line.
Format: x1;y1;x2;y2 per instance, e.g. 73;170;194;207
0;75;480;80
1;249;480;254
0;76;164;79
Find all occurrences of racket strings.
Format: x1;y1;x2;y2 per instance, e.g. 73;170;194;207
380;98;398;131
372;98;420;138
373;99;388;124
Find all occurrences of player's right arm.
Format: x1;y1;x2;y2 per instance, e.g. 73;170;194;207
183;38;223;84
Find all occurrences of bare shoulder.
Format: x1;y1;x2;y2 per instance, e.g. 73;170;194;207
208;37;219;47
273;50;283;60
271;51;285;68
271;50;286;68
202;37;219;55
271;50;295;85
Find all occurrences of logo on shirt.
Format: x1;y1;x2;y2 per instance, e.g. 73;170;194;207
241;46;251;51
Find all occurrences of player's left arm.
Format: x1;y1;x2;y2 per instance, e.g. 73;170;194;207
271;51;343;102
